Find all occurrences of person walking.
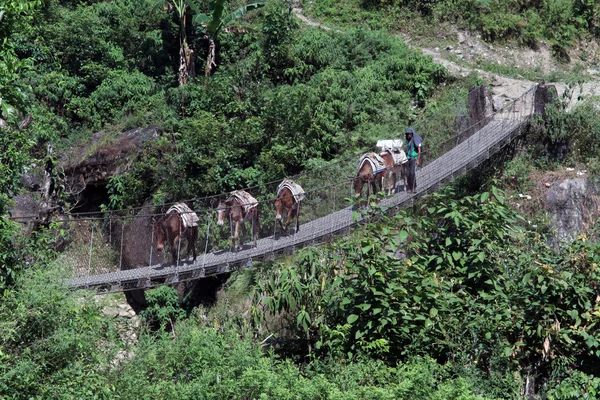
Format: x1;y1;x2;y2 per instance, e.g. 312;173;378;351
404;127;422;193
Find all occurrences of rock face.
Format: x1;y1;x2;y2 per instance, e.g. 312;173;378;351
546;178;598;245
63;126;159;187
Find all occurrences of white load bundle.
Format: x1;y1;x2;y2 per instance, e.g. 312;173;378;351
376;139;403;152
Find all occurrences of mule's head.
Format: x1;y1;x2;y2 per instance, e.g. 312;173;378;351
272;189;292;221
270;197;283;221
215;198;229;226
352;175;363;196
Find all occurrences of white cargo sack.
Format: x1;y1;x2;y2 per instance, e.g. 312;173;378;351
376;139;403;152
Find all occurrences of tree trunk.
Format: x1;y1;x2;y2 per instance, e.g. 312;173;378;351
205;37;216;77
178;38;195;86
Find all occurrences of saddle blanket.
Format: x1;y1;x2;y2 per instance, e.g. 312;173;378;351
277;179;305;203
167;203;199;228
383;149;408;166
229;190;258;214
358;152;387;174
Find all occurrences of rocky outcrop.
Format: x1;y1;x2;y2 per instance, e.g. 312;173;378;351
63;126;159;187
546;177;599;246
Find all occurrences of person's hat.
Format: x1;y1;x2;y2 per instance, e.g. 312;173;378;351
405;127;415;136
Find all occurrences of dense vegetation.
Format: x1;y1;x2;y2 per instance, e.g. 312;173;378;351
3;0;600;398
307;0;600;58
6;0;448;209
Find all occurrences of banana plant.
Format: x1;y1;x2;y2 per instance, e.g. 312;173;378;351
153;0;198;85
191;0;265;77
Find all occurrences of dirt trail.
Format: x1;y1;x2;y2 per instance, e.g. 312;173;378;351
292;8;600;109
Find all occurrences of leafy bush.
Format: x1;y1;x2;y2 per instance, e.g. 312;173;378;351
543;370;600;399
140;286;186;331
252;186;600;394
308;0;600;54
113;320;493;399
529;95;600;165
0;266;121;398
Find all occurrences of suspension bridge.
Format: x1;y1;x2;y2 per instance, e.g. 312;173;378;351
44;84;538;292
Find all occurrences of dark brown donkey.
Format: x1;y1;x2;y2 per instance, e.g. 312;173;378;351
215;191;260;251
271;180;304;233
154;206;198;264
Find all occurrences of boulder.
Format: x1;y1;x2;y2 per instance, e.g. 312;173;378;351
546;178;598;246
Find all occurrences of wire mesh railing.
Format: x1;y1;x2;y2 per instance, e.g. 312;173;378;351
24;84;539;292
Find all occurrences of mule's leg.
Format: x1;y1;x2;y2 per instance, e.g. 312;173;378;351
285;207;294;231
370;177;378;197
386;170;392;195
278;216;286;232
189;228;198;262
239;220;246;250
232;220;240;252
171;234;180;264
294;201;301;232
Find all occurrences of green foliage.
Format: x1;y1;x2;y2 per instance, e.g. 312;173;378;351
0;0;43;115
260;0;299;83
0;217;22;291
40;0;168;88
1;261;496;399
0;267;121;399
85;69;162;126
252;186;600;395
309;0;600;54
544;370;600;399
140;286;186;330
529;94;600;165
113;319;492;399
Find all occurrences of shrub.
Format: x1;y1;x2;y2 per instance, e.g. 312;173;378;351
0;266;121;398
140;286;186;331
252;186;600;394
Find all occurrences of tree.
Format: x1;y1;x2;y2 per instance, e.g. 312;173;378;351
0;0;41;290
192;0;265;77
0;0;43;122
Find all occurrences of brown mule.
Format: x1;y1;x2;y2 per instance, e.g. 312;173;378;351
271;180;304;233
379;151;407;194
154;209;198;264
353;152;407;198
215;191;260;251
